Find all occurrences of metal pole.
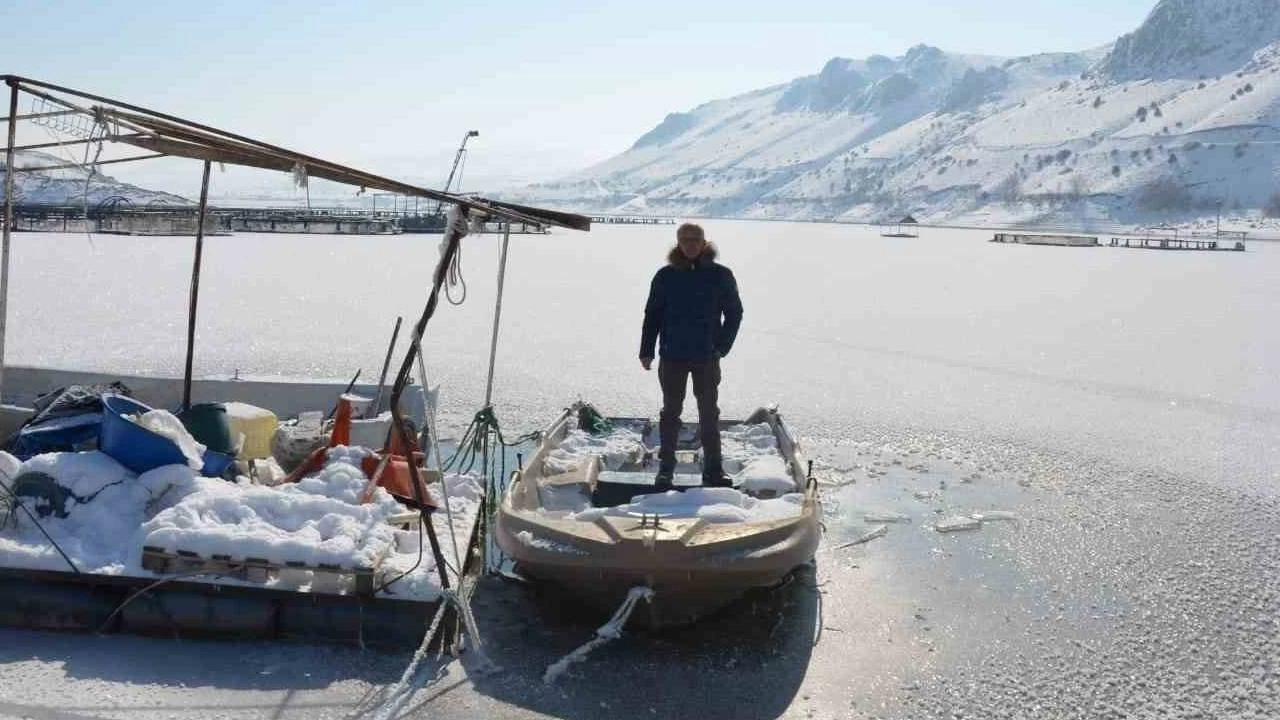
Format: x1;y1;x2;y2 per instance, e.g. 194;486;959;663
387;207;470;591
483;223;512;409
0;80;18;402
369;315;402;417
181;160;212;411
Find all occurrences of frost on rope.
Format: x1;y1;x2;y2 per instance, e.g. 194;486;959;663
542;586;655;684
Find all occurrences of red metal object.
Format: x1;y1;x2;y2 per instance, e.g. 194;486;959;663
281;393;436;511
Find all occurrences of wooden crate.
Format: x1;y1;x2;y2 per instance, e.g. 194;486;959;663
141;546;384;596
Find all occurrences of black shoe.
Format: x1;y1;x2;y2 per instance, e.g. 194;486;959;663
655;468;675;489
702;473;733;488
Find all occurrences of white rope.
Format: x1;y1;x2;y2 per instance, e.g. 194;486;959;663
368;586;497;720
483;223;511;409
412;334;463;577
542;586;654;684
442;205;468;306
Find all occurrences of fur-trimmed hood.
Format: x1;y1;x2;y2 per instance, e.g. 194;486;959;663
667;241;718;267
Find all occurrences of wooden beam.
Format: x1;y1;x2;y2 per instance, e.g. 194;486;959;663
182;160;212;411
1;81;17;399
0;75;590;230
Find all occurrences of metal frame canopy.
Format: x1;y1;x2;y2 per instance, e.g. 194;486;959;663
0;74;591;596
0;73;591;405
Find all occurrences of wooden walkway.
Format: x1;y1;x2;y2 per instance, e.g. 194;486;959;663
1109;232;1246;252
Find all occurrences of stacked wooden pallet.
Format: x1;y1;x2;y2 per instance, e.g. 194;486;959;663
141;546;386;596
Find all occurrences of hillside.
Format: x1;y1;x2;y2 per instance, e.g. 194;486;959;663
513;0;1280;226
0;150;190;207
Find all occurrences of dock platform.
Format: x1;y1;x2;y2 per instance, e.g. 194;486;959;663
1109;231;1246;252
991;232;1099;247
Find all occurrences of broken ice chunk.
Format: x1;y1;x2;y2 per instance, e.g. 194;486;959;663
972;510;1019;523
935;515;982;533
835;524;888;549
863;511;911;524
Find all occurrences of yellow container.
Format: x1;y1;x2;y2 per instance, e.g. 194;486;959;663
222;402;279;460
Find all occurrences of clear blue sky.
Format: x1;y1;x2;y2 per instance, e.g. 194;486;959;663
1;0;1156;195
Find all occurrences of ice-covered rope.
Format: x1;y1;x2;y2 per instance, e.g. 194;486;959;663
441;205;468;306
78;117;106;221
411;335;463;577
368;586;497;720
542;586;654;684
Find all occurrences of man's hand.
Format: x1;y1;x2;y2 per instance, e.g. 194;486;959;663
640;357;653;371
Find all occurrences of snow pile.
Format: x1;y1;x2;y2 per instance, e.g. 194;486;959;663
19;451;132;499
722;423;798;496
543;426;646;475
0;452;204;573
141;449;397;569
571;487;806;524
0;448;484;602
736;456;796;496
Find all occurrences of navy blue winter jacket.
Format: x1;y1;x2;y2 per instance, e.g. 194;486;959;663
640;244;743;362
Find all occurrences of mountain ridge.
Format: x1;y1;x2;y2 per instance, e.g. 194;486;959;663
0;150;191;207
512;0;1280;226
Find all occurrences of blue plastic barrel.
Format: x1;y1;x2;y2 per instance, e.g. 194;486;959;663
99;394;230;477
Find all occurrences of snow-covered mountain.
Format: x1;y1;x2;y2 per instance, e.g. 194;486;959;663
0;150;190;206
515;0;1280;226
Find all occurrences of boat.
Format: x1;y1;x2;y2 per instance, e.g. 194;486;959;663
495;402;821;627
0;74;591;648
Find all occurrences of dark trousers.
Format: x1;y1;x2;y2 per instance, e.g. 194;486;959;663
658;358;721;475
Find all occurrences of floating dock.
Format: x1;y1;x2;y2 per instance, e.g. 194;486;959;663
991;232;1098;247
1109;232;1246;252
588;214;677;225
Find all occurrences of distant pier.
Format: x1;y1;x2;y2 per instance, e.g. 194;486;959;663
8;204;225;236
6;204;550;236
589;214;677;225
992;230;1248;252
991;232;1099;247
1109;231;1246;252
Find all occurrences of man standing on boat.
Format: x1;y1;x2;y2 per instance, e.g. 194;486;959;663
640;222;743;488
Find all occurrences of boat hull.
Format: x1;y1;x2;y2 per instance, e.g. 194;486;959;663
514;561;805;627
495;405;821;627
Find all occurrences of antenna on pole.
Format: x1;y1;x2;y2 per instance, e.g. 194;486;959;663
435;130;478;215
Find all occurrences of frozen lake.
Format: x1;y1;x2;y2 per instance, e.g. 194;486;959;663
1;222;1277;718
8;222;1277;486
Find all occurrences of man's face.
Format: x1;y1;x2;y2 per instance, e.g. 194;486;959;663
677;230;706;259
